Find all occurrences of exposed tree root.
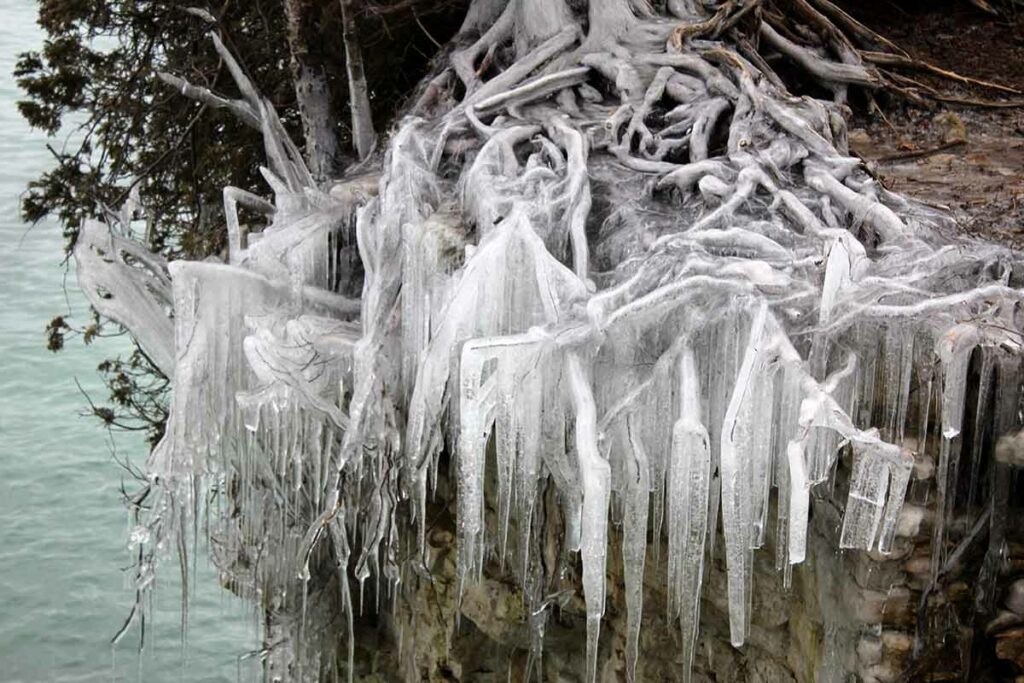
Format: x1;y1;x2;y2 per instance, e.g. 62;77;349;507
76;1;1024;681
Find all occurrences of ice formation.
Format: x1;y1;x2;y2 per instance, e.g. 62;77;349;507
74;2;1024;680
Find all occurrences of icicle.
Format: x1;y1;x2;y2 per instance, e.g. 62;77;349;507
621;417;649;683
840;442;892;549
456;341;491;593
566;352;610;683
667;342;710;681
719;301;768;646
515;360;544;579
495;359;518;567
967;353;995;510
706;313;741;568
895;331;914;443
74;218;175;377
936;324;981;441
773;364;800;573
786;438;810;566
931;323;981;579
877;448;913;553
750;364;775;549
151;262;283;481
455;332;550;589
819;236;852;325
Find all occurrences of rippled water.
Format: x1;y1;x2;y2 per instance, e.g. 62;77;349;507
0;2;257;680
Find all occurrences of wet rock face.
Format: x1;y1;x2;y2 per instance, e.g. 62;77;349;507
348;505;827;681
992;581;1024;675
345;427;1024;683
1006;579;1024;617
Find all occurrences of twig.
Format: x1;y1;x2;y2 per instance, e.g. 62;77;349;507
934;94;1024;108
873;139;966;162
862;50;1022;95
114;104;209;206
412;8;443;50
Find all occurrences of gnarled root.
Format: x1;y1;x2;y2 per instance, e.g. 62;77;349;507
104;2;1024;682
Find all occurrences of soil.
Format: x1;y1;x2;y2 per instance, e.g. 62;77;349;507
838;1;1024;247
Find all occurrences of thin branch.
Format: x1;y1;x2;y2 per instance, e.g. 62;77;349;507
862;50;1022;95
871;139;966;163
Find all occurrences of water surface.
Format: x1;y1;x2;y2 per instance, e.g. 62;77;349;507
0;2;257;680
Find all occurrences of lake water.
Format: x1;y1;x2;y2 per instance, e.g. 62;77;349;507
0;2;258;680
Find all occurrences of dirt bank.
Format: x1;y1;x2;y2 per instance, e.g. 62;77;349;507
843;0;1024;246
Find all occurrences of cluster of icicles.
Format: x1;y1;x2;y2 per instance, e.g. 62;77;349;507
75;18;1024;683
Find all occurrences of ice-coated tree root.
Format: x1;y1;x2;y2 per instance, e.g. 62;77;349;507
76;1;1024;681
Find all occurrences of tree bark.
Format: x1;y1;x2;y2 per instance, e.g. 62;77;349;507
339;0;375;162
284;0;340;181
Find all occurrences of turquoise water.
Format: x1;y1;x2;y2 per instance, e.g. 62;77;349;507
0;2;258;680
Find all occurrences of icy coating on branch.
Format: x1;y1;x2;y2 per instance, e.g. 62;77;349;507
75;2;1024;680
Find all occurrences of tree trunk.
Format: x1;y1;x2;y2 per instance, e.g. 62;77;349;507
284;0;340;181
339;0;375;161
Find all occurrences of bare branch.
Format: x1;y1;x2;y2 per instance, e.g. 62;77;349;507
209;32;261;110
156;71;259;128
